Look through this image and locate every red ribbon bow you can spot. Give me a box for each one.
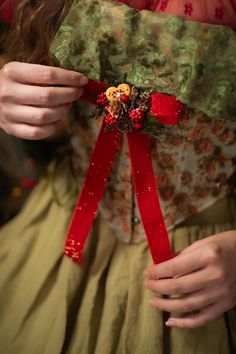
[65,81,183,265]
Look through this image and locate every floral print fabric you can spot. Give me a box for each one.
[154,0,236,28]
[66,105,236,245]
[51,0,236,244]
[120,0,236,28]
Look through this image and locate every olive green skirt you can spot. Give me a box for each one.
[0,158,236,354]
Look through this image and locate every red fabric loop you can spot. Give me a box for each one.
[150,93,183,125]
[81,80,108,105]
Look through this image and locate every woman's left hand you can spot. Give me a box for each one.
[143,231,236,328]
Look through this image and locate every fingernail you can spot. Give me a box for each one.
[79,76,89,85]
[165,319,175,327]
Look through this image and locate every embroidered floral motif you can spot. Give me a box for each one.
[184,2,193,16]
[154,0,235,29]
[159,0,168,12]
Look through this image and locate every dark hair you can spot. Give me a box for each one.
[2,0,72,65]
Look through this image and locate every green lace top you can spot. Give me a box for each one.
[52,0,236,122]
[50,0,236,244]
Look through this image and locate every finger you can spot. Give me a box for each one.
[179,238,211,255]
[7,82,83,106]
[165,299,234,328]
[149,285,227,313]
[144,247,207,280]
[144,268,214,295]
[2,62,88,87]
[2,103,71,126]
[179,231,231,255]
[4,121,60,140]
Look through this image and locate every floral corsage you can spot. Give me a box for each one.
[94,83,184,135]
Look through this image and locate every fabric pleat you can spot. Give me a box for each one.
[0,158,236,354]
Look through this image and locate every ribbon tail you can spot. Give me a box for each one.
[127,131,173,264]
[65,122,122,265]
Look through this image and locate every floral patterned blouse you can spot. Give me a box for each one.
[122,0,236,28]
[52,0,236,244]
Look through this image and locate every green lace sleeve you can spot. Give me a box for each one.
[51,0,236,122]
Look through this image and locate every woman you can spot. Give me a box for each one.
[0,0,236,353]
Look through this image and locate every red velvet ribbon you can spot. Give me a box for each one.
[65,121,122,263]
[65,90,183,265]
[127,130,174,264]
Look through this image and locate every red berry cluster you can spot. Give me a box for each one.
[129,108,144,130]
[97,92,108,107]
[96,89,146,131]
[104,114,117,127]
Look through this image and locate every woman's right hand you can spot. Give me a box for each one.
[0,62,88,140]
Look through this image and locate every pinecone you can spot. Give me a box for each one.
[140,91,151,101]
[108,100,125,119]
[117,115,133,132]
[139,91,151,112]
[139,101,150,112]
[129,87,139,110]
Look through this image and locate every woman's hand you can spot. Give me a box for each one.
[0,62,88,140]
[144,231,236,328]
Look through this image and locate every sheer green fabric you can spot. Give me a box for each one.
[51,0,236,122]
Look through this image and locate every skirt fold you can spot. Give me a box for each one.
[0,164,236,354]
